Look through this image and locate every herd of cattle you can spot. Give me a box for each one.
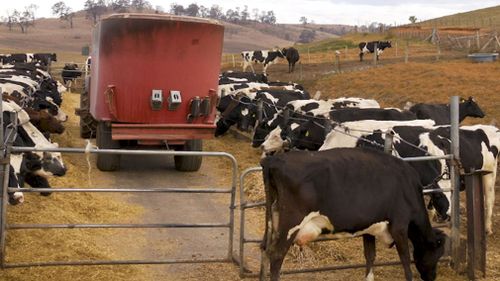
[240,40,392,74]
[216,71,499,280]
[0,53,68,205]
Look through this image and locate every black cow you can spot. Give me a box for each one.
[330,108,417,123]
[61,63,82,92]
[282,47,300,73]
[241,49,285,73]
[359,41,392,62]
[408,96,485,125]
[260,148,446,281]
[33,53,57,66]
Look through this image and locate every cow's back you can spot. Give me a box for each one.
[262,148,424,230]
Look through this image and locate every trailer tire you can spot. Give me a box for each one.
[79,90,97,138]
[96,122,120,171]
[174,140,202,172]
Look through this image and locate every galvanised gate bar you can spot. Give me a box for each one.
[0,144,238,268]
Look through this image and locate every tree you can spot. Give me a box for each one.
[155,5,164,14]
[85,0,107,24]
[110,0,130,13]
[131,0,152,12]
[2,11,17,31]
[241,6,249,22]
[185,3,200,17]
[409,16,417,24]
[52,1,75,28]
[209,5,223,19]
[170,3,185,15]
[298,29,316,43]
[199,5,209,18]
[260,10,276,24]
[13,4,38,33]
[300,16,308,25]
[252,8,259,21]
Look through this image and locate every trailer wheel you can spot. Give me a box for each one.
[174,140,202,172]
[96,122,120,171]
[79,90,97,138]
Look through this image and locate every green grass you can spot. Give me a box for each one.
[295,38,357,53]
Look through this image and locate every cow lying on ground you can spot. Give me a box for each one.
[241,49,285,73]
[282,47,300,73]
[408,96,485,125]
[219,71,268,85]
[260,148,446,281]
[359,41,392,62]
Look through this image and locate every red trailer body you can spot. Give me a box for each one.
[83,14,224,171]
[90,14,223,142]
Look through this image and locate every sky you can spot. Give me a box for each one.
[0,0,499,26]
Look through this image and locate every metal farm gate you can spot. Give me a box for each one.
[238,96,487,280]
[0,120,239,268]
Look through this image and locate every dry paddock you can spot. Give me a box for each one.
[0,52,499,280]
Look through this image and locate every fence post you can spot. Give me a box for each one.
[256,100,263,123]
[307,48,310,64]
[344,46,348,59]
[404,41,409,63]
[436,40,441,61]
[476,31,480,50]
[335,53,341,73]
[395,41,398,57]
[383,130,394,154]
[0,94,3,269]
[232,55,235,68]
[373,42,378,65]
[450,96,462,272]
[465,169,487,280]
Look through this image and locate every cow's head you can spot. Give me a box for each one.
[32,109,65,134]
[32,93,67,122]
[413,228,446,281]
[215,94,252,136]
[460,96,485,119]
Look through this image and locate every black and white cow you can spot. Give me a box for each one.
[282,47,300,73]
[260,148,446,281]
[258,107,417,152]
[3,101,67,182]
[215,89,309,136]
[219,71,268,84]
[241,49,285,73]
[418,125,500,234]
[408,96,485,125]
[359,41,392,62]
[252,98,382,148]
[0,53,35,65]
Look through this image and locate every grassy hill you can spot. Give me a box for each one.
[0,12,342,54]
[417,5,500,30]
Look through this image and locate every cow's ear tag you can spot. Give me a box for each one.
[305,131,309,137]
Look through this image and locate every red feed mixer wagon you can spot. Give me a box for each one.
[78,14,224,172]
